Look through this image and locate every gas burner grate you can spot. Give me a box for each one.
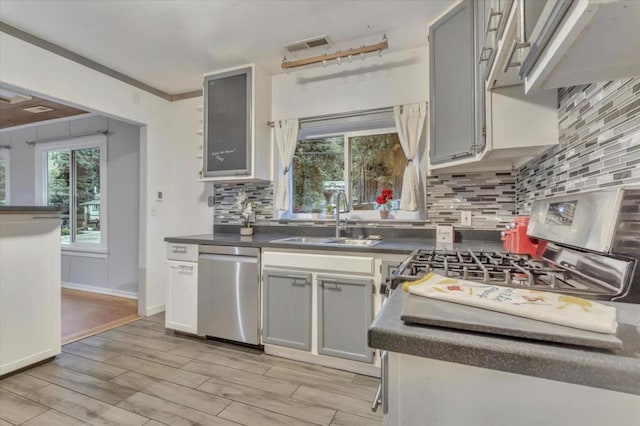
[389,248,620,298]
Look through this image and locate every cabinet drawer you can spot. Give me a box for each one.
[166,243,198,262]
[262,251,374,275]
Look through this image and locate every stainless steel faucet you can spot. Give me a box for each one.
[335,190,350,240]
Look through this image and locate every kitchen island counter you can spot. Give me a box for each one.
[369,288,640,395]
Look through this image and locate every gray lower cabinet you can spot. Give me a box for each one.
[262,269,312,350]
[317,275,373,363]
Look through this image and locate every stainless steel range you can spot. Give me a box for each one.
[387,187,640,303]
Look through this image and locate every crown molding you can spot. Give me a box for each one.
[0,21,202,102]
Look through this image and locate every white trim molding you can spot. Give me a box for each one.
[62,281,138,300]
[144,304,166,317]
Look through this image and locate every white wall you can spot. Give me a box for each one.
[0,32,212,315]
[271,46,428,120]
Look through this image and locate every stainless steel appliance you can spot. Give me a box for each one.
[385,187,640,303]
[198,245,260,345]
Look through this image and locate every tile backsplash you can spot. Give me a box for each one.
[214,182,274,225]
[214,77,640,228]
[517,77,640,213]
[426,171,516,230]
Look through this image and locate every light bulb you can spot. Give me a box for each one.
[348,55,353,63]
[360,52,365,61]
[322,60,327,68]
[378,49,383,57]
[336,57,342,65]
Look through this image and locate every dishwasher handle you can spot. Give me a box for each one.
[198,253,257,264]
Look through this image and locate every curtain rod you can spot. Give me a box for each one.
[25,129,109,146]
[267,106,394,128]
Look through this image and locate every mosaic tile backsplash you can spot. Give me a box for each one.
[214,182,274,225]
[517,77,640,214]
[426,171,516,229]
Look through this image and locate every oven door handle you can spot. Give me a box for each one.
[371,350,388,413]
[371,384,382,412]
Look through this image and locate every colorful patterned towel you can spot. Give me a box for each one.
[404,273,618,334]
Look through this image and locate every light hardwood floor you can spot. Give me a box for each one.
[0,312,382,426]
[61,288,139,344]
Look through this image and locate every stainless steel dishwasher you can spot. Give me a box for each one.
[198,245,260,345]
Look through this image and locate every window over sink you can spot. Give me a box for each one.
[291,129,405,216]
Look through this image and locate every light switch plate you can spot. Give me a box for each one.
[461,210,472,227]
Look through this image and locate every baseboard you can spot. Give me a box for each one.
[264,344,381,377]
[144,304,165,316]
[62,282,138,300]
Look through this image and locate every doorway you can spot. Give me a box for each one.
[0,91,143,342]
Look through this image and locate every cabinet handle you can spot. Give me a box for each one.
[484,8,502,36]
[478,46,493,64]
[179,265,194,271]
[503,41,531,72]
[291,281,308,287]
[172,245,188,253]
[32,216,59,220]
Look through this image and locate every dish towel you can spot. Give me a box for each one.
[403,273,618,334]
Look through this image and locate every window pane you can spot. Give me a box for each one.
[292,137,344,213]
[75,148,101,244]
[47,150,71,242]
[0,156,6,205]
[350,133,405,210]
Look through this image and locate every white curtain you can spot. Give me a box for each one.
[394,102,427,211]
[274,118,299,211]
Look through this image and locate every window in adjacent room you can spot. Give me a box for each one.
[35,135,107,249]
[0,147,9,205]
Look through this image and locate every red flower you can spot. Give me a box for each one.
[376,189,393,206]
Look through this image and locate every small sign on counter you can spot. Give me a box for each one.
[436,224,454,250]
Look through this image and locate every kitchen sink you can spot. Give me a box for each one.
[271,236,335,244]
[332,238,381,246]
[270,236,381,247]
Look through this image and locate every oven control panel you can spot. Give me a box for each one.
[527,188,624,254]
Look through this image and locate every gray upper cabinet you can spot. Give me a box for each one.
[317,275,373,363]
[429,0,479,164]
[203,66,252,177]
[262,269,312,350]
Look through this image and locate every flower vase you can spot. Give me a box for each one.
[240,227,253,236]
[379,209,389,220]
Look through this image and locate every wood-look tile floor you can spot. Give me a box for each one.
[62,288,140,345]
[0,312,382,426]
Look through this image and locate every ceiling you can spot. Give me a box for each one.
[0,0,454,95]
[0,95,88,129]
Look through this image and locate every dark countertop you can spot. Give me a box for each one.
[164,233,505,255]
[369,289,640,395]
[0,206,62,214]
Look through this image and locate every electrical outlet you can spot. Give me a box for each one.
[461,210,472,227]
[208,196,215,207]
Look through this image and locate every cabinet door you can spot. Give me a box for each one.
[165,261,198,334]
[429,0,477,163]
[317,275,373,363]
[262,270,312,350]
[203,66,252,177]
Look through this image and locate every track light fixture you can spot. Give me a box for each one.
[281,35,388,71]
